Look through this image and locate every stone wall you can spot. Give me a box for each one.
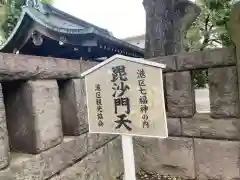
[0,45,239,180]
[134,45,240,180]
[0,53,123,180]
[0,44,239,180]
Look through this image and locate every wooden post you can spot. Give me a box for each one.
[122,135,136,180]
[143,0,201,58]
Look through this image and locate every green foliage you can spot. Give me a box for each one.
[185,0,232,88]
[185,0,232,52]
[0,0,54,41]
[41,0,54,4]
[1,0,25,38]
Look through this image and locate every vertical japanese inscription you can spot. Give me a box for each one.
[95,84,104,127]
[137,69,150,128]
[111,65,132,131]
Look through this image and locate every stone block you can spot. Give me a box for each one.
[0,134,87,180]
[195,139,240,180]
[0,84,9,169]
[203,46,236,67]
[165,71,195,118]
[3,80,63,154]
[167,118,181,136]
[134,137,195,179]
[149,55,177,71]
[58,79,88,136]
[177,50,204,70]
[0,53,81,80]
[182,114,240,140]
[52,145,109,180]
[87,133,117,153]
[208,67,239,118]
[176,47,236,70]
[40,135,88,179]
[80,60,99,72]
[51,137,123,180]
[106,137,124,179]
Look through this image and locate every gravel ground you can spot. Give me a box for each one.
[136,170,184,180]
[117,170,188,180]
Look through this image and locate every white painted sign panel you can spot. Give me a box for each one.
[81,55,168,138]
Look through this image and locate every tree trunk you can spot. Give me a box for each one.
[143,0,200,58]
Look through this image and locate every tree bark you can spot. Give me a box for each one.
[143,0,201,58]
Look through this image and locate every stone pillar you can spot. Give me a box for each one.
[0,84,9,169]
[3,80,63,154]
[208,67,239,118]
[143,0,200,58]
[229,1,240,117]
[58,79,88,136]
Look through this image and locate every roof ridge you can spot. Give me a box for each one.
[122,34,145,41]
[43,4,112,36]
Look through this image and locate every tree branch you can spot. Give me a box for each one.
[205,15,210,31]
[200,15,214,51]
[209,25,214,31]
[210,39,222,44]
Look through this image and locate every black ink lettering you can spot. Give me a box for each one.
[96,99,102,106]
[140,105,148,113]
[98,120,104,127]
[111,65,128,82]
[138,79,146,86]
[112,82,130,97]
[137,69,150,129]
[95,85,104,127]
[96,92,101,98]
[142,114,148,120]
[114,97,130,114]
[115,114,132,131]
[137,69,146,79]
[97,106,103,112]
[97,113,103,120]
[143,120,150,128]
[139,96,148,104]
[95,84,101,91]
[139,87,147,95]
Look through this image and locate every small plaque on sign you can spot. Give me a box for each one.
[81,55,168,138]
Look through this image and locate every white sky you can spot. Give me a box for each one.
[54,0,197,39]
[54,0,146,39]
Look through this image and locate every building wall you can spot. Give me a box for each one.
[123,34,145,49]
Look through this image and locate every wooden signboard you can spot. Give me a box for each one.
[81,55,167,180]
[81,55,168,138]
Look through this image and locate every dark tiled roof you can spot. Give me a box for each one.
[0,3,144,57]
